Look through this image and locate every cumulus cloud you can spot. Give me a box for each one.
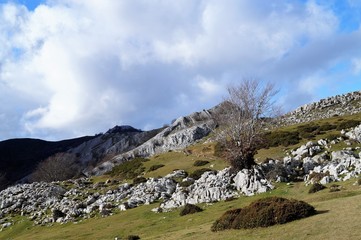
[0,0,360,140]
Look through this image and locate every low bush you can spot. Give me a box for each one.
[180,204,203,216]
[108,158,147,180]
[324,133,341,141]
[336,119,361,130]
[189,168,215,180]
[178,179,194,187]
[308,183,326,193]
[133,177,147,185]
[148,164,165,172]
[193,160,210,166]
[127,235,140,240]
[261,131,300,148]
[211,197,316,231]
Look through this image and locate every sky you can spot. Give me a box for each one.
[0,0,361,141]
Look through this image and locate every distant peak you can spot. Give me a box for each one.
[106,125,142,134]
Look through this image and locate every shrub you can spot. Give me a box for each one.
[193,160,210,166]
[325,133,341,141]
[127,235,140,240]
[211,197,316,231]
[261,131,300,148]
[180,204,203,216]
[133,177,147,185]
[318,123,336,131]
[214,142,224,157]
[308,183,326,193]
[189,168,214,180]
[108,158,147,180]
[148,164,165,172]
[336,120,361,130]
[178,179,194,187]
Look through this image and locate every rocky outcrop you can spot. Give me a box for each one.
[0,166,273,226]
[89,109,217,176]
[345,124,361,142]
[262,124,361,185]
[279,91,361,125]
[233,166,274,196]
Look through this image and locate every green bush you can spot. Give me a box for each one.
[193,160,210,166]
[261,131,300,148]
[318,123,336,131]
[214,142,224,157]
[127,235,140,240]
[133,177,147,185]
[324,133,341,141]
[189,168,215,180]
[108,158,147,179]
[178,179,194,187]
[148,164,165,172]
[180,204,203,216]
[308,183,326,193]
[336,120,361,130]
[211,197,316,231]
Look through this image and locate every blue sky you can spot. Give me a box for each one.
[0,0,360,140]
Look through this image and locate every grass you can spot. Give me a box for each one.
[1,180,361,240]
[142,143,227,179]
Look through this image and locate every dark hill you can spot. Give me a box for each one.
[0,136,95,188]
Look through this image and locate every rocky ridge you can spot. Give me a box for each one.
[89,108,218,176]
[279,90,361,125]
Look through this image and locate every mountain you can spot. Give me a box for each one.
[1,91,361,189]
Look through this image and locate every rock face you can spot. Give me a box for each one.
[69,126,162,168]
[89,109,217,176]
[279,91,361,125]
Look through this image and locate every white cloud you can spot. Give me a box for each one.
[0,0,360,140]
[352,58,361,74]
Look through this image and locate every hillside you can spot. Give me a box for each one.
[1,91,361,239]
[0,136,95,187]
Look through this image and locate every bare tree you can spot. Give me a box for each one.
[214,79,278,170]
[31,153,81,182]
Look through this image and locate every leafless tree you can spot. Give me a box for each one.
[31,153,81,182]
[214,79,278,170]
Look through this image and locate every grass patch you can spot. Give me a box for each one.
[107,158,148,180]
